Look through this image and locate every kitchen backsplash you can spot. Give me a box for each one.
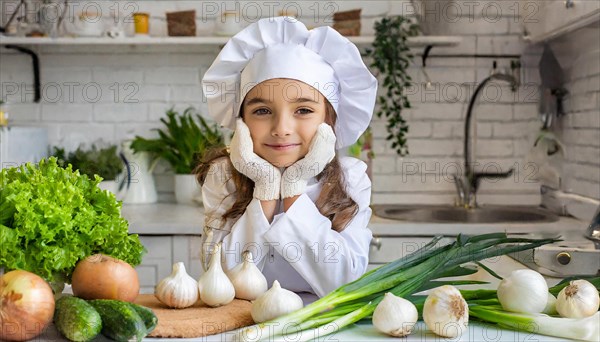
[1,1,598,204]
[546,23,600,201]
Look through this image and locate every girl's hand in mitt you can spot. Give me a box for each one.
[281,123,336,199]
[229,118,281,200]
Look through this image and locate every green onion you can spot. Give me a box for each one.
[470,307,599,341]
[236,233,559,341]
[410,277,600,341]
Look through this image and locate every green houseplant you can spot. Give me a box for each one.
[366,15,419,156]
[51,144,123,182]
[130,107,224,174]
[130,107,224,204]
[348,127,374,180]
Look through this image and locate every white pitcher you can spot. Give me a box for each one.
[120,140,158,204]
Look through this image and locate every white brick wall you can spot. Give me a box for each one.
[547,22,600,200]
[1,0,560,204]
[372,0,544,205]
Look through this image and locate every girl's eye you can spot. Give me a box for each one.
[253,108,270,115]
[297,108,314,115]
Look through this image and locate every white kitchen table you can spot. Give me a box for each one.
[42,254,574,342]
[34,204,591,341]
[38,320,568,341]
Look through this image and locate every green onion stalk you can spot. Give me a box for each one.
[236,233,559,341]
[408,277,600,341]
[467,278,600,342]
[470,307,599,341]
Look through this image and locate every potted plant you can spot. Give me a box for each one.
[365,15,419,156]
[130,107,225,205]
[51,144,123,194]
[347,127,374,180]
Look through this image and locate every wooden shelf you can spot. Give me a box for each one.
[0,35,462,47]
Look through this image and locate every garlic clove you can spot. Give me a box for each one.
[198,242,235,307]
[423,285,468,338]
[556,279,600,318]
[497,269,548,314]
[250,280,303,323]
[372,292,418,337]
[228,251,268,301]
[155,262,199,309]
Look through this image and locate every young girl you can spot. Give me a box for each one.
[197,16,378,299]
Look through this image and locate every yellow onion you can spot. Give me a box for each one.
[0,270,55,341]
[71,254,140,302]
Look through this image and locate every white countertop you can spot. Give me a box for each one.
[122,203,204,235]
[42,256,568,342]
[121,202,588,237]
[40,320,566,341]
[39,203,585,341]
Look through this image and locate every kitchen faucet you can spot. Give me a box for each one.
[585,205,600,250]
[455,68,519,208]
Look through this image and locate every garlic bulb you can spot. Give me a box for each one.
[497,269,548,314]
[423,285,468,338]
[543,292,558,315]
[556,279,600,318]
[155,262,199,308]
[228,251,268,300]
[198,242,235,307]
[372,292,418,337]
[251,280,303,323]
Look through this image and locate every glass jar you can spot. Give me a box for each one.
[214,11,244,36]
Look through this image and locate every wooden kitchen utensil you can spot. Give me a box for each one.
[134,294,254,338]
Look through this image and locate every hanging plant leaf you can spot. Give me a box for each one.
[367,15,420,156]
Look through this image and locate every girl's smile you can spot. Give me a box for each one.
[241,78,330,167]
[264,143,302,151]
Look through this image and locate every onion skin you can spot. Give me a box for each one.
[0,270,55,341]
[71,254,140,302]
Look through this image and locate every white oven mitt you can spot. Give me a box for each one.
[229,118,281,200]
[281,123,336,199]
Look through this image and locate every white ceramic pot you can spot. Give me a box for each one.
[98,180,128,201]
[120,141,158,204]
[98,179,119,194]
[175,174,202,205]
[411,0,456,36]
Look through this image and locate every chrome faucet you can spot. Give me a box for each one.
[452,175,466,207]
[455,67,519,208]
[585,205,600,250]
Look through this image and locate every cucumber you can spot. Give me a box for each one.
[54,295,102,341]
[88,299,147,342]
[128,303,158,334]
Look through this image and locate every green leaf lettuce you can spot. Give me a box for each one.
[0,157,145,285]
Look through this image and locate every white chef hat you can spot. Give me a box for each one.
[201,16,378,149]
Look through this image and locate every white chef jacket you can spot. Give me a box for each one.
[201,156,373,298]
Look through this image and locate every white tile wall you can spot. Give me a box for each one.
[546,23,600,200]
[4,1,594,204]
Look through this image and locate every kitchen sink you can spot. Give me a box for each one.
[371,205,559,223]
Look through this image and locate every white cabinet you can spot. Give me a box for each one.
[136,235,203,293]
[121,203,204,293]
[522,0,600,43]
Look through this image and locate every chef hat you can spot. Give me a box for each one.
[201,16,378,149]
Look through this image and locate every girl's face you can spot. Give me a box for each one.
[241,78,330,167]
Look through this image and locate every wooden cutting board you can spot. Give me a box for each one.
[134,294,254,338]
